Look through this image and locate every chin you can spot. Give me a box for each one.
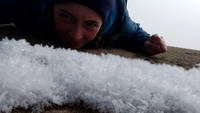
[62,41,82,49]
[67,44,82,49]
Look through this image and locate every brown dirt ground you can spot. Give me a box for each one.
[83,46,200,70]
[1,24,200,113]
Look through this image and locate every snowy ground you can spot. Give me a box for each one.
[0,38,200,113]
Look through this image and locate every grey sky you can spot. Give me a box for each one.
[127,0,200,50]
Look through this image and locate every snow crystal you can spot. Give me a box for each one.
[196,64,200,68]
[0,38,200,113]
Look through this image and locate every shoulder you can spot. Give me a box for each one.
[115,0,128,17]
[117,0,128,7]
[101,0,128,37]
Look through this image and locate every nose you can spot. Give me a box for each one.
[68,25,84,41]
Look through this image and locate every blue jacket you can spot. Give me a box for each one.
[0,0,150,51]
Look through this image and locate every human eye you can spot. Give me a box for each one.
[59,13,72,20]
[85,21,100,30]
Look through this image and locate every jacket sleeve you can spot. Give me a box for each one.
[0,0,17,23]
[116,0,151,52]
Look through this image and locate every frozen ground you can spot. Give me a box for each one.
[0,38,200,113]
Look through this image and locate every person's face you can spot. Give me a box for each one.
[54,2,103,49]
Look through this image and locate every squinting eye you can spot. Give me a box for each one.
[85,22,99,29]
[59,13,72,21]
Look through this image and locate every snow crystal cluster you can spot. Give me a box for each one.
[0,38,200,113]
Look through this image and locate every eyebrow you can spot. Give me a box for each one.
[59,9,74,17]
[85,20,101,25]
[59,9,102,24]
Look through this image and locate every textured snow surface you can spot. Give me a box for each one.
[0,39,200,113]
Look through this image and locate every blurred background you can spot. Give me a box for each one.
[128,0,200,50]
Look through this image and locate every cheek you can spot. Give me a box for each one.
[55,18,67,32]
[86,32,98,40]
[54,14,71,35]
[85,28,101,41]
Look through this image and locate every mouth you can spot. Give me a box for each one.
[58,33,86,49]
[63,39,83,49]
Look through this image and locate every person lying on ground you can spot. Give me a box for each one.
[0,0,167,55]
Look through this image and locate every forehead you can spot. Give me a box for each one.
[55,2,103,22]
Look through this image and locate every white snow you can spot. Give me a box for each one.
[0,38,200,113]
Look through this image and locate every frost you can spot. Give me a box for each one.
[0,38,200,113]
